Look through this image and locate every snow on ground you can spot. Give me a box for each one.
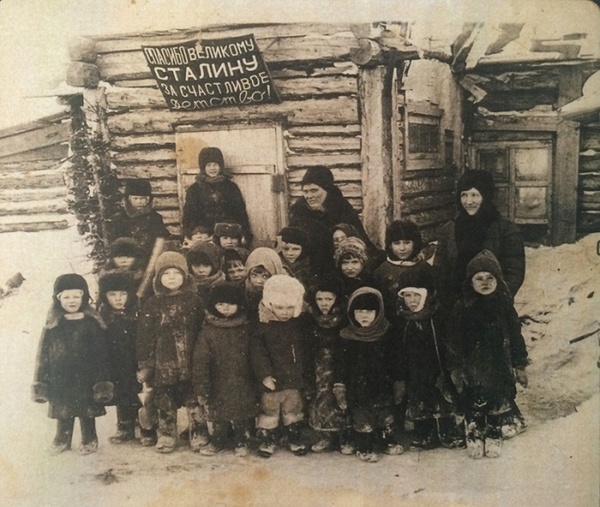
[0,228,597,507]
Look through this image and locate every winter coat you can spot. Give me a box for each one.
[106,203,169,266]
[34,314,110,419]
[289,187,376,275]
[192,311,259,421]
[280,255,314,289]
[99,304,140,407]
[436,215,525,307]
[182,178,252,242]
[334,288,396,410]
[250,310,312,392]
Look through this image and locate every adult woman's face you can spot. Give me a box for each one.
[302,184,327,211]
[460,187,483,216]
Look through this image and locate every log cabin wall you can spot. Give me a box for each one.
[77,24,368,239]
[579,123,600,233]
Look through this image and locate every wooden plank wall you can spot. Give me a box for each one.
[88,24,364,237]
[578,124,600,233]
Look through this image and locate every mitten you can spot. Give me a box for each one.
[514,367,528,388]
[136,367,153,384]
[93,381,114,404]
[31,382,49,403]
[262,376,277,391]
[393,380,406,405]
[332,383,347,410]
[450,369,467,394]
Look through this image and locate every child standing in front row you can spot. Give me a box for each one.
[251,275,311,458]
[32,274,113,455]
[136,252,207,453]
[446,250,528,459]
[193,281,258,457]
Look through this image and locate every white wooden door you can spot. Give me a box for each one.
[176,125,287,246]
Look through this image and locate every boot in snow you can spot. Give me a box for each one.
[438,416,466,449]
[155,409,177,453]
[466,437,485,459]
[287,422,308,456]
[410,419,440,451]
[155,434,176,453]
[199,442,224,456]
[257,428,276,458]
[311,433,333,453]
[484,419,503,458]
[339,427,356,455]
[188,404,209,451]
[232,419,252,457]
[356,432,379,463]
[110,421,135,444]
[49,418,74,455]
[465,416,485,459]
[79,417,99,455]
[139,427,157,447]
[381,420,404,455]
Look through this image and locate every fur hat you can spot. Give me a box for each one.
[198,147,225,173]
[98,271,136,305]
[334,237,368,266]
[465,249,504,281]
[301,166,336,192]
[109,237,141,258]
[124,179,152,198]
[279,226,308,249]
[385,220,423,257]
[208,281,246,313]
[456,170,495,203]
[53,273,90,310]
[261,274,305,318]
[187,241,222,271]
[214,222,243,239]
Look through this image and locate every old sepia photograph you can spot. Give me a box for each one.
[0,0,598,505]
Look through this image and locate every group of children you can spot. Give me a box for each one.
[33,170,528,463]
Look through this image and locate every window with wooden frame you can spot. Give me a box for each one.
[469,140,553,225]
[405,101,444,171]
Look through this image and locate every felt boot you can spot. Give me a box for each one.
[110,406,136,444]
[257,428,276,458]
[410,419,440,451]
[287,422,308,456]
[79,417,98,455]
[438,416,466,449]
[466,416,485,459]
[232,419,252,457]
[156,409,177,453]
[49,418,74,455]
[188,404,209,452]
[356,432,379,463]
[485,417,503,458]
[339,427,356,455]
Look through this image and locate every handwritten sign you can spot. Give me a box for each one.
[142,35,280,111]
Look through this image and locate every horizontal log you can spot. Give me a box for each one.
[471,70,559,92]
[579,200,600,211]
[117,177,177,195]
[156,209,180,224]
[471,131,553,143]
[580,157,600,173]
[94,29,204,54]
[289,181,362,198]
[581,132,600,151]
[0,159,61,173]
[153,195,180,209]
[580,172,600,190]
[401,206,455,229]
[0,215,70,233]
[276,76,357,98]
[401,175,456,196]
[286,152,361,168]
[0,143,68,163]
[286,124,360,136]
[106,97,359,133]
[287,167,361,183]
[0,168,64,189]
[472,112,558,132]
[577,211,600,231]
[111,133,176,150]
[287,135,360,152]
[113,79,159,88]
[112,162,175,179]
[271,62,358,78]
[400,192,455,213]
[480,89,559,112]
[0,186,66,203]
[0,198,67,216]
[0,122,70,159]
[167,224,181,236]
[110,148,175,164]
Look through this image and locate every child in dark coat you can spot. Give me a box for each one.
[192,282,258,457]
[182,147,252,246]
[446,250,528,459]
[32,274,113,455]
[305,275,348,453]
[333,237,375,298]
[333,287,404,462]
[251,275,311,458]
[136,252,207,453]
[244,247,286,322]
[277,226,314,288]
[97,271,148,444]
[106,179,170,268]
[186,241,225,303]
[395,266,463,451]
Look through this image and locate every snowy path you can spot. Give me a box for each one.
[0,228,597,506]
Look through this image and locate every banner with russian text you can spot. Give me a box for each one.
[142,35,280,111]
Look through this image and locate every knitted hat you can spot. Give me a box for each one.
[334,237,368,266]
[208,281,246,312]
[155,251,188,279]
[301,166,336,192]
[53,273,90,309]
[279,226,308,249]
[465,249,504,281]
[261,274,305,318]
[198,147,225,173]
[187,241,222,270]
[124,179,152,198]
[109,237,142,258]
[456,170,495,203]
[214,222,243,239]
[385,220,423,257]
[98,271,136,305]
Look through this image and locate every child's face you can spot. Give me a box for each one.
[113,256,136,269]
[191,263,213,278]
[58,289,84,313]
[249,268,270,289]
[340,256,364,278]
[215,302,238,318]
[354,308,376,327]
[471,271,497,295]
[460,188,483,216]
[332,229,347,248]
[315,291,336,315]
[106,290,128,310]
[219,236,240,249]
[281,241,302,264]
[161,268,185,291]
[204,162,221,178]
[226,262,247,282]
[391,240,415,260]
[191,231,210,242]
[402,290,423,312]
[128,195,150,210]
[270,302,296,321]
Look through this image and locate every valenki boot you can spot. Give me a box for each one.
[257,428,276,458]
[79,417,99,455]
[49,418,74,455]
[287,422,308,456]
